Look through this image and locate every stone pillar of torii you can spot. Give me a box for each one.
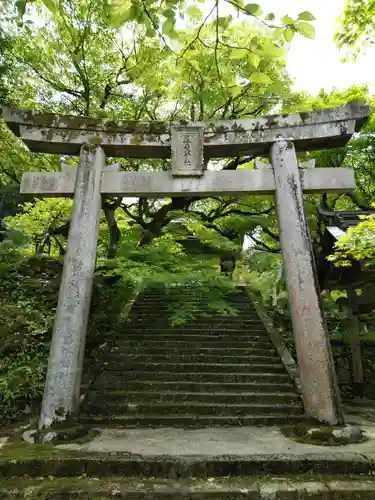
[1,103,369,428]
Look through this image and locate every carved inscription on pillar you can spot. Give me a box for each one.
[171,125,204,176]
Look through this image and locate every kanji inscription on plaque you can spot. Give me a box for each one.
[171,125,204,176]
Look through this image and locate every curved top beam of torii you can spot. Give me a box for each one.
[0,102,370,158]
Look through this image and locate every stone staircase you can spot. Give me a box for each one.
[81,287,303,426]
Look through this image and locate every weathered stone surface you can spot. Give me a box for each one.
[22,430,36,443]
[171,124,204,176]
[326,480,375,499]
[255,159,316,169]
[39,145,105,429]
[0,451,373,478]
[332,425,363,443]
[307,428,322,437]
[2,103,369,156]
[61,162,120,174]
[22,430,57,444]
[270,139,342,425]
[1,476,375,500]
[259,480,295,499]
[0,437,9,449]
[21,167,356,197]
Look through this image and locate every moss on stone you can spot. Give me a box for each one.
[1,439,62,459]
[56,426,99,444]
[281,420,367,446]
[1,475,375,499]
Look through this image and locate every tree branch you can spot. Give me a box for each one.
[223,156,254,170]
[248,233,281,253]
[176,4,217,62]
[20,61,82,98]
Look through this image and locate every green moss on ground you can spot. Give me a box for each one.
[0,440,66,459]
[1,475,375,499]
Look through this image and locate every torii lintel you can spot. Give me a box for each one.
[1,102,370,158]
[21,168,356,198]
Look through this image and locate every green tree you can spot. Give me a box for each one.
[328,208,375,267]
[1,0,299,259]
[336,0,375,59]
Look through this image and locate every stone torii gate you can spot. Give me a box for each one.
[1,103,369,429]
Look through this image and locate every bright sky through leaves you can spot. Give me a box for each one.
[262,0,375,94]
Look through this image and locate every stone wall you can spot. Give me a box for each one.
[331,340,375,400]
[269,311,375,400]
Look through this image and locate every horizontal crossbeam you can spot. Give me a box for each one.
[2,103,369,158]
[21,168,356,198]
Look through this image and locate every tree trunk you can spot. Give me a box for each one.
[103,205,121,258]
[220,254,236,278]
[346,287,364,399]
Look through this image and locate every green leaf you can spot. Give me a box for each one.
[162,9,175,19]
[249,72,273,84]
[145,23,156,37]
[282,15,294,25]
[247,52,260,68]
[283,26,295,43]
[229,86,244,98]
[295,22,316,39]
[162,18,176,35]
[117,4,138,24]
[188,59,200,71]
[186,6,203,19]
[42,0,57,13]
[217,15,232,28]
[266,13,275,21]
[15,0,28,16]
[229,48,248,60]
[262,41,285,58]
[298,11,316,21]
[244,3,262,16]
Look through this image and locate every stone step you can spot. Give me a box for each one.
[86,390,300,404]
[133,297,251,303]
[4,477,375,500]
[128,308,259,315]
[136,293,254,307]
[103,354,281,365]
[114,329,269,334]
[135,293,250,299]
[126,324,267,331]
[110,340,273,350]
[130,306,257,314]
[169,298,253,302]
[92,380,295,393]
[79,414,305,427]
[130,308,257,315]
[106,346,277,356]
[94,371,291,383]
[135,297,253,304]
[100,362,286,373]
[111,333,271,342]
[83,402,303,416]
[3,449,373,478]
[110,342,274,352]
[126,323,264,329]
[127,320,265,327]
[129,313,259,321]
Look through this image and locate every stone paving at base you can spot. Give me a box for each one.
[57,418,375,458]
[3,411,375,497]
